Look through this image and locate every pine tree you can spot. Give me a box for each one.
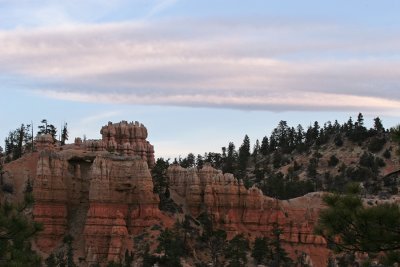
[223,142,237,174]
[38,119,58,142]
[151,158,170,194]
[270,224,292,267]
[260,136,269,155]
[4,124,32,161]
[252,237,269,264]
[224,234,249,267]
[373,117,384,133]
[61,122,69,145]
[0,193,43,265]
[238,135,250,173]
[315,184,400,253]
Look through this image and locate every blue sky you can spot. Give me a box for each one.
[1,0,400,158]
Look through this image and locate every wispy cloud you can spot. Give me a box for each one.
[1,18,400,112]
[146,0,179,18]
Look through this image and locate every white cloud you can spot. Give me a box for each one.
[1,19,400,112]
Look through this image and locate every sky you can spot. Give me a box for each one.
[1,0,400,159]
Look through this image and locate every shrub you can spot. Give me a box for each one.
[328,155,339,167]
[334,135,343,147]
[383,149,391,159]
[2,183,13,193]
[368,137,386,153]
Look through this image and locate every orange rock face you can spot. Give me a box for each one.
[99,121,155,167]
[168,163,331,266]
[3,121,163,265]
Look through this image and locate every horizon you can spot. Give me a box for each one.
[1,1,400,158]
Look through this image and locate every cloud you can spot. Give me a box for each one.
[146,0,179,18]
[34,89,400,113]
[1,18,400,112]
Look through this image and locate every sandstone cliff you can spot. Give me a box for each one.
[168,163,331,266]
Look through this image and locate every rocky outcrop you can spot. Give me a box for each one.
[99,121,155,167]
[168,163,331,266]
[3,121,164,265]
[83,155,164,264]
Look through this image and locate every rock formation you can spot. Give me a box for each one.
[168,163,331,266]
[3,121,166,265]
[2,120,333,266]
[99,121,155,167]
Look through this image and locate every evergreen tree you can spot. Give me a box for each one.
[0,192,43,265]
[4,124,32,161]
[151,158,170,194]
[252,139,260,158]
[252,237,269,264]
[260,136,269,155]
[270,224,292,267]
[45,253,57,267]
[37,119,57,142]
[196,154,204,169]
[223,142,237,174]
[391,125,400,154]
[238,135,250,174]
[208,229,227,267]
[221,147,227,158]
[156,228,183,267]
[315,184,400,253]
[180,153,195,168]
[61,122,69,145]
[63,235,76,267]
[224,234,249,267]
[373,117,385,133]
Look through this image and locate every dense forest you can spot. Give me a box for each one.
[154,113,400,200]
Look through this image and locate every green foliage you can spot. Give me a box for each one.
[223,142,237,174]
[391,125,400,154]
[380,251,400,266]
[367,136,386,153]
[4,123,33,161]
[179,153,195,168]
[0,199,43,266]
[383,149,391,159]
[106,261,122,267]
[37,119,57,142]
[261,172,314,200]
[63,235,76,267]
[208,229,227,267]
[224,234,249,267]
[316,185,400,253]
[373,117,385,132]
[156,228,184,267]
[269,224,292,267]
[328,155,339,167]
[238,135,250,178]
[152,158,170,194]
[197,211,214,241]
[251,237,269,264]
[61,122,69,146]
[45,253,57,267]
[359,152,385,174]
[334,134,343,147]
[307,157,318,178]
